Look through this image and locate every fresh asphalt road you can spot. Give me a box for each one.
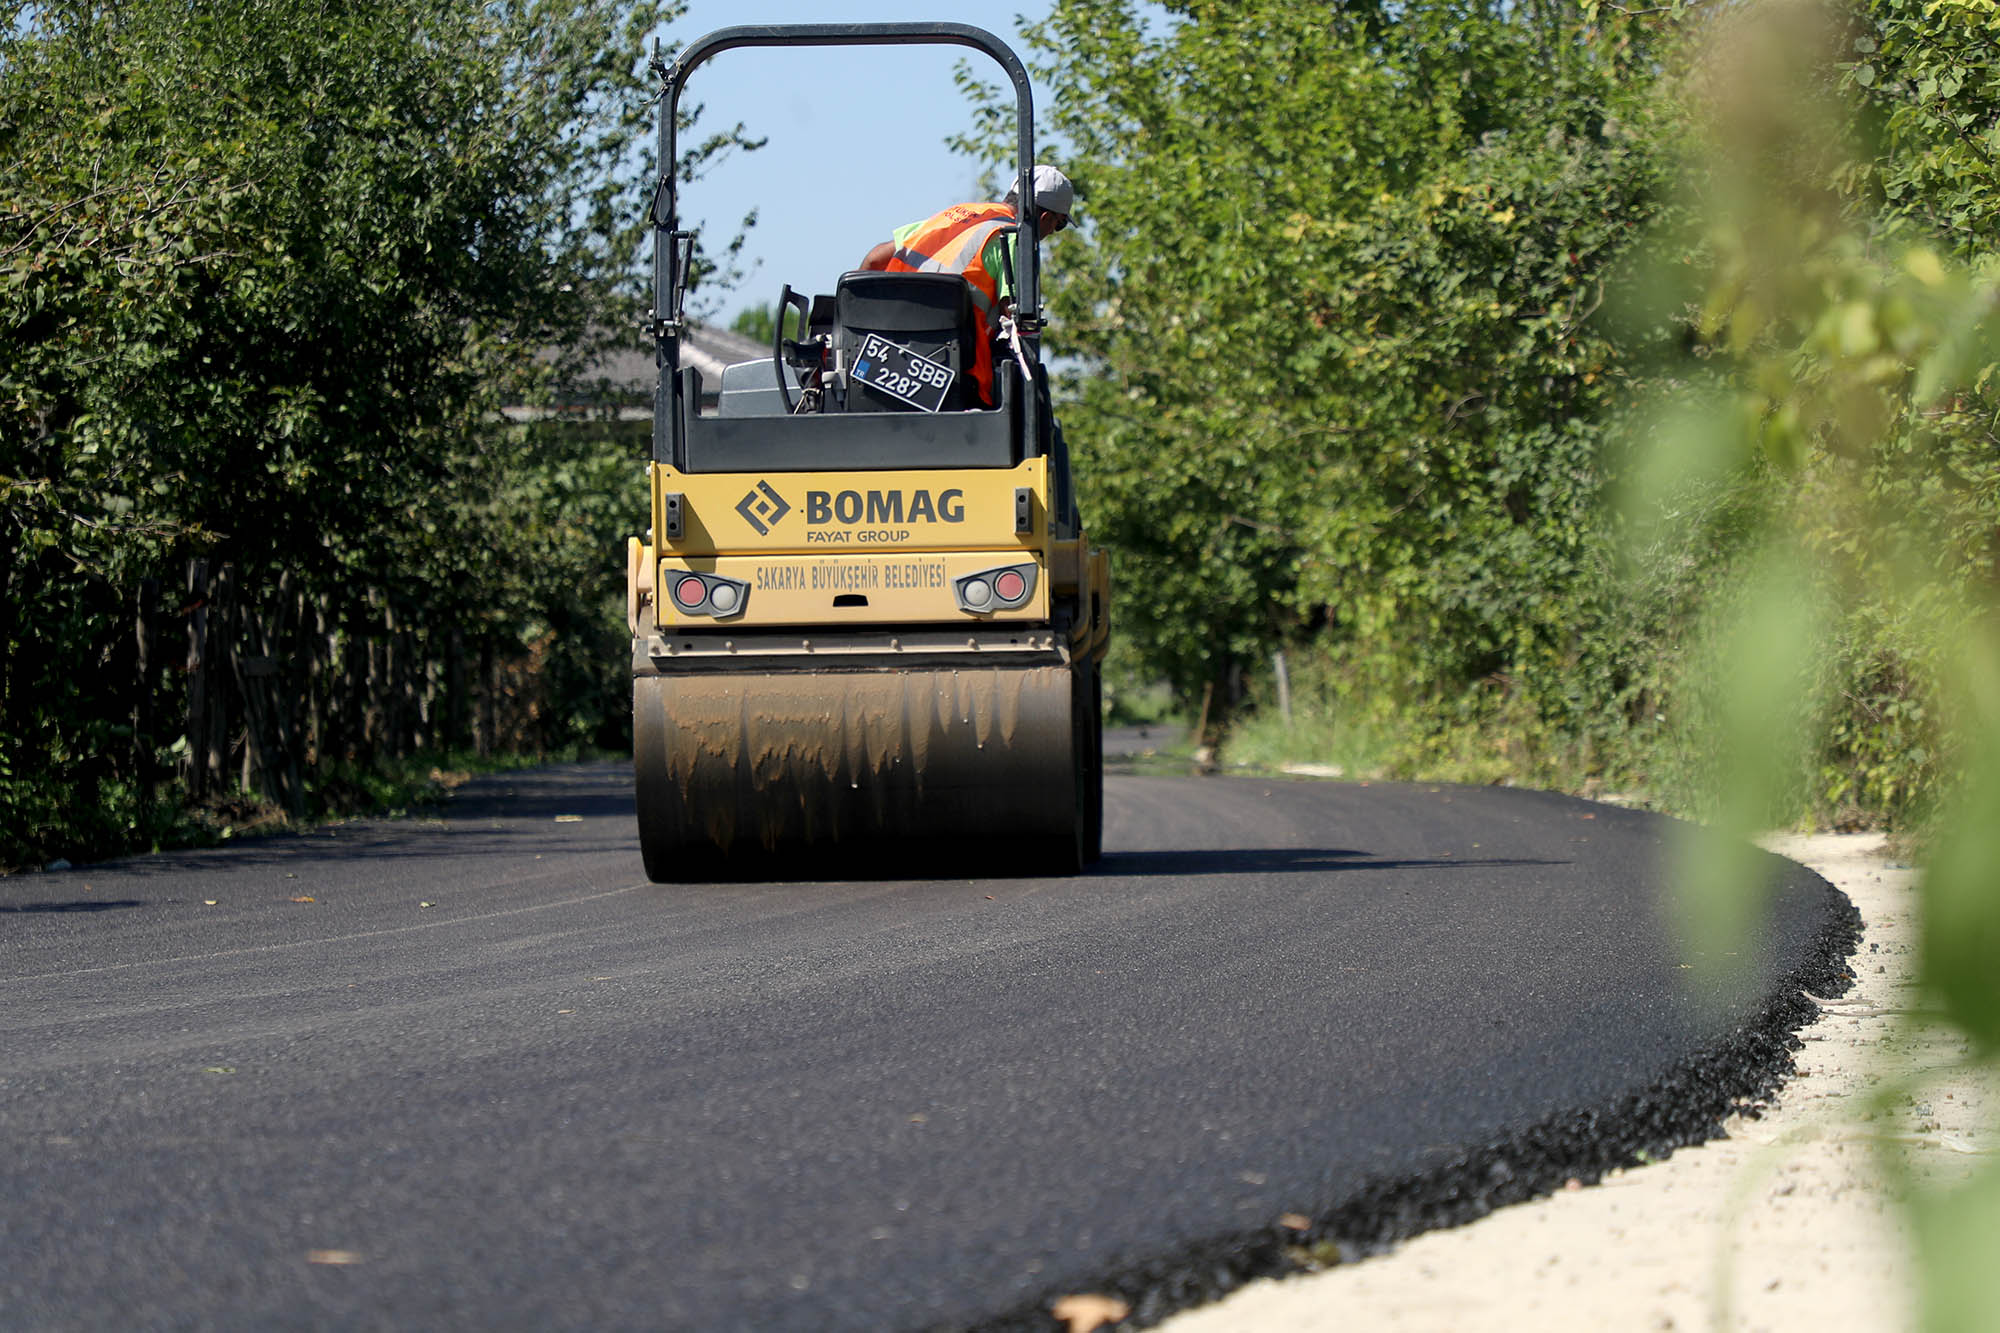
[1,755,1849,1331]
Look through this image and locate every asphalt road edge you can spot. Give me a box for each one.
[971,858,1864,1333]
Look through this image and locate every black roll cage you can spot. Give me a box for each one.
[647,23,1041,467]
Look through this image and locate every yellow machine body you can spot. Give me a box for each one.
[627,458,1108,656]
[633,25,1110,882]
[654,460,1046,556]
[649,461,1052,629]
[627,454,1109,879]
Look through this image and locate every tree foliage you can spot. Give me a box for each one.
[977,1,1679,734]
[970,0,1998,829]
[0,0,730,863]
[1615,5,2000,1323]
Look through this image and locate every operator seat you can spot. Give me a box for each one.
[832,271,981,412]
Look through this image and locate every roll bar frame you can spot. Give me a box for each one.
[648,23,1040,465]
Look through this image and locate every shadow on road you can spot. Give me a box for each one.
[1093,848,1569,877]
[443,793,634,823]
[437,764,635,824]
[0,899,148,913]
[88,829,636,877]
[47,765,640,879]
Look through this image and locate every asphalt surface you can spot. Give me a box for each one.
[0,757,1855,1331]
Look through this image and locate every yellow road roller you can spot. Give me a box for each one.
[628,23,1111,880]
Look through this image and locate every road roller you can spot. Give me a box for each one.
[628,23,1111,880]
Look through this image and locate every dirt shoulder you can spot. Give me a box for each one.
[1158,833,1996,1332]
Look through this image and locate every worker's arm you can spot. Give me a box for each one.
[987,231,1016,309]
[858,241,893,271]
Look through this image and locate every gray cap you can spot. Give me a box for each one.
[1005,164,1074,219]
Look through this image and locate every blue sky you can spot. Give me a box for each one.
[654,4,1059,325]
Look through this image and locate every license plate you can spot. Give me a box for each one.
[852,332,953,412]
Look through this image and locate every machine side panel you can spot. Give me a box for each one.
[655,460,1048,556]
[658,552,1048,628]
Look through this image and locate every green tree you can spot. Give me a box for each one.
[0,0,744,862]
[727,302,801,346]
[972,2,1679,739]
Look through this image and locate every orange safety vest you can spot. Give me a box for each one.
[885,202,1017,406]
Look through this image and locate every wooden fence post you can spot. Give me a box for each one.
[271,571,304,813]
[234,569,304,817]
[306,589,328,764]
[210,563,238,795]
[445,628,468,752]
[132,578,158,809]
[477,638,496,758]
[364,588,385,755]
[183,559,209,801]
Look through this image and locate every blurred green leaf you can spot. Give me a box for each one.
[1914,1154,2000,1333]
[1919,627,2000,1053]
[1669,543,1821,991]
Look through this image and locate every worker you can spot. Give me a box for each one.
[858,164,1074,406]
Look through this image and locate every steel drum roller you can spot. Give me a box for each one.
[634,662,1079,878]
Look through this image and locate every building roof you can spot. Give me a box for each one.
[509,322,770,421]
[680,324,770,386]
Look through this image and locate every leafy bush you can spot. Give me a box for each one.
[0,0,708,865]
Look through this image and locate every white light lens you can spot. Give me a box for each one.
[962,579,992,609]
[709,582,739,613]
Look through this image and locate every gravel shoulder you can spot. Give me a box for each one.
[1159,833,1997,1332]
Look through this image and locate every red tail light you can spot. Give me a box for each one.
[952,562,1038,614]
[667,571,750,619]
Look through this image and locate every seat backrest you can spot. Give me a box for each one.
[832,271,979,412]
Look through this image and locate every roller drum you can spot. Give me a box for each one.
[634,662,1082,880]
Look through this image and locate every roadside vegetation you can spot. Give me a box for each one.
[971,0,1997,837]
[0,0,755,869]
[970,3,1999,1323]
